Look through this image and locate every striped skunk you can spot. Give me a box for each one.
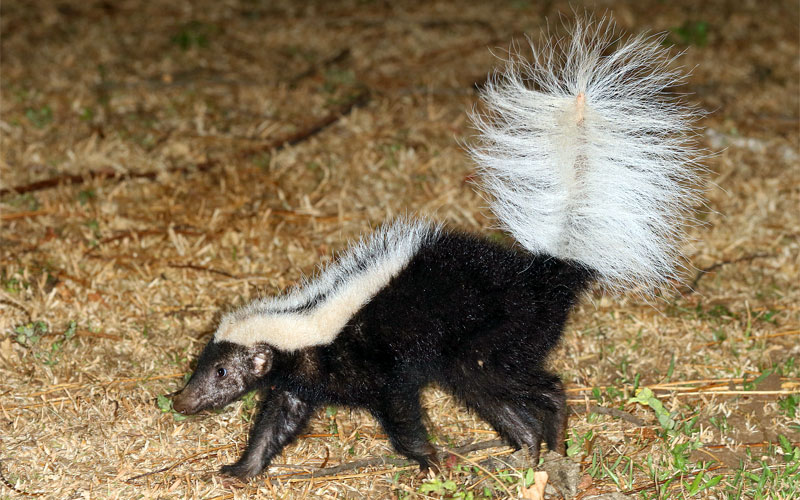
[172,18,702,480]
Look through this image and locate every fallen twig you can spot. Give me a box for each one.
[0,209,54,221]
[0,299,32,323]
[273,439,507,481]
[168,263,239,279]
[673,389,798,396]
[762,329,800,339]
[0,165,184,197]
[235,87,371,159]
[704,440,800,450]
[565,377,800,394]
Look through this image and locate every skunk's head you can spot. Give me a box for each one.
[172,340,273,415]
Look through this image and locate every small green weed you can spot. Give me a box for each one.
[670,21,710,47]
[709,414,730,433]
[85,218,101,237]
[566,429,594,457]
[157,394,187,421]
[2,271,27,294]
[13,321,48,346]
[326,406,338,434]
[684,469,724,496]
[78,107,94,121]
[757,309,779,323]
[77,189,96,205]
[240,390,258,422]
[586,445,637,490]
[419,478,458,495]
[522,467,536,487]
[742,369,773,391]
[25,105,53,128]
[778,357,798,377]
[629,388,676,433]
[42,339,64,366]
[778,394,800,418]
[171,21,217,50]
[12,321,78,365]
[84,218,102,247]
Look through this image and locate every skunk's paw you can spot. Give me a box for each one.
[220,460,264,480]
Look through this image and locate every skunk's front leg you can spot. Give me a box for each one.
[220,389,313,480]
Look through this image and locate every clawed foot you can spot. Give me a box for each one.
[416,452,441,479]
[220,460,265,480]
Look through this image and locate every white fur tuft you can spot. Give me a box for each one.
[468,18,704,294]
[215,219,442,351]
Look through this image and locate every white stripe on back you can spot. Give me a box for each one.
[214,219,441,351]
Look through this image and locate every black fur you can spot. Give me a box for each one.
[175,230,594,479]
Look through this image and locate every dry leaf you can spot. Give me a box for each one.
[520,470,548,500]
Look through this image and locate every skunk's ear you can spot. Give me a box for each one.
[250,343,273,376]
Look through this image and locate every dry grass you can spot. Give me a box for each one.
[1,1,798,498]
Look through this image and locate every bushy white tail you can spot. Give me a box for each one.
[469,18,704,294]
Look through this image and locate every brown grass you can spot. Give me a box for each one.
[1,0,798,498]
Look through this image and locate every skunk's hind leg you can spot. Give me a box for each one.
[539,375,568,456]
[500,371,568,457]
[446,367,568,462]
[477,399,546,460]
[505,372,568,458]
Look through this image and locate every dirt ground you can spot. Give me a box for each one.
[1,1,798,499]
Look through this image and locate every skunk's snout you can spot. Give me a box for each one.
[172,389,198,415]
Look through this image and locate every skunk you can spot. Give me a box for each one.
[172,18,702,480]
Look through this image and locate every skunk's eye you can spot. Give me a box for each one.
[216,367,227,378]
